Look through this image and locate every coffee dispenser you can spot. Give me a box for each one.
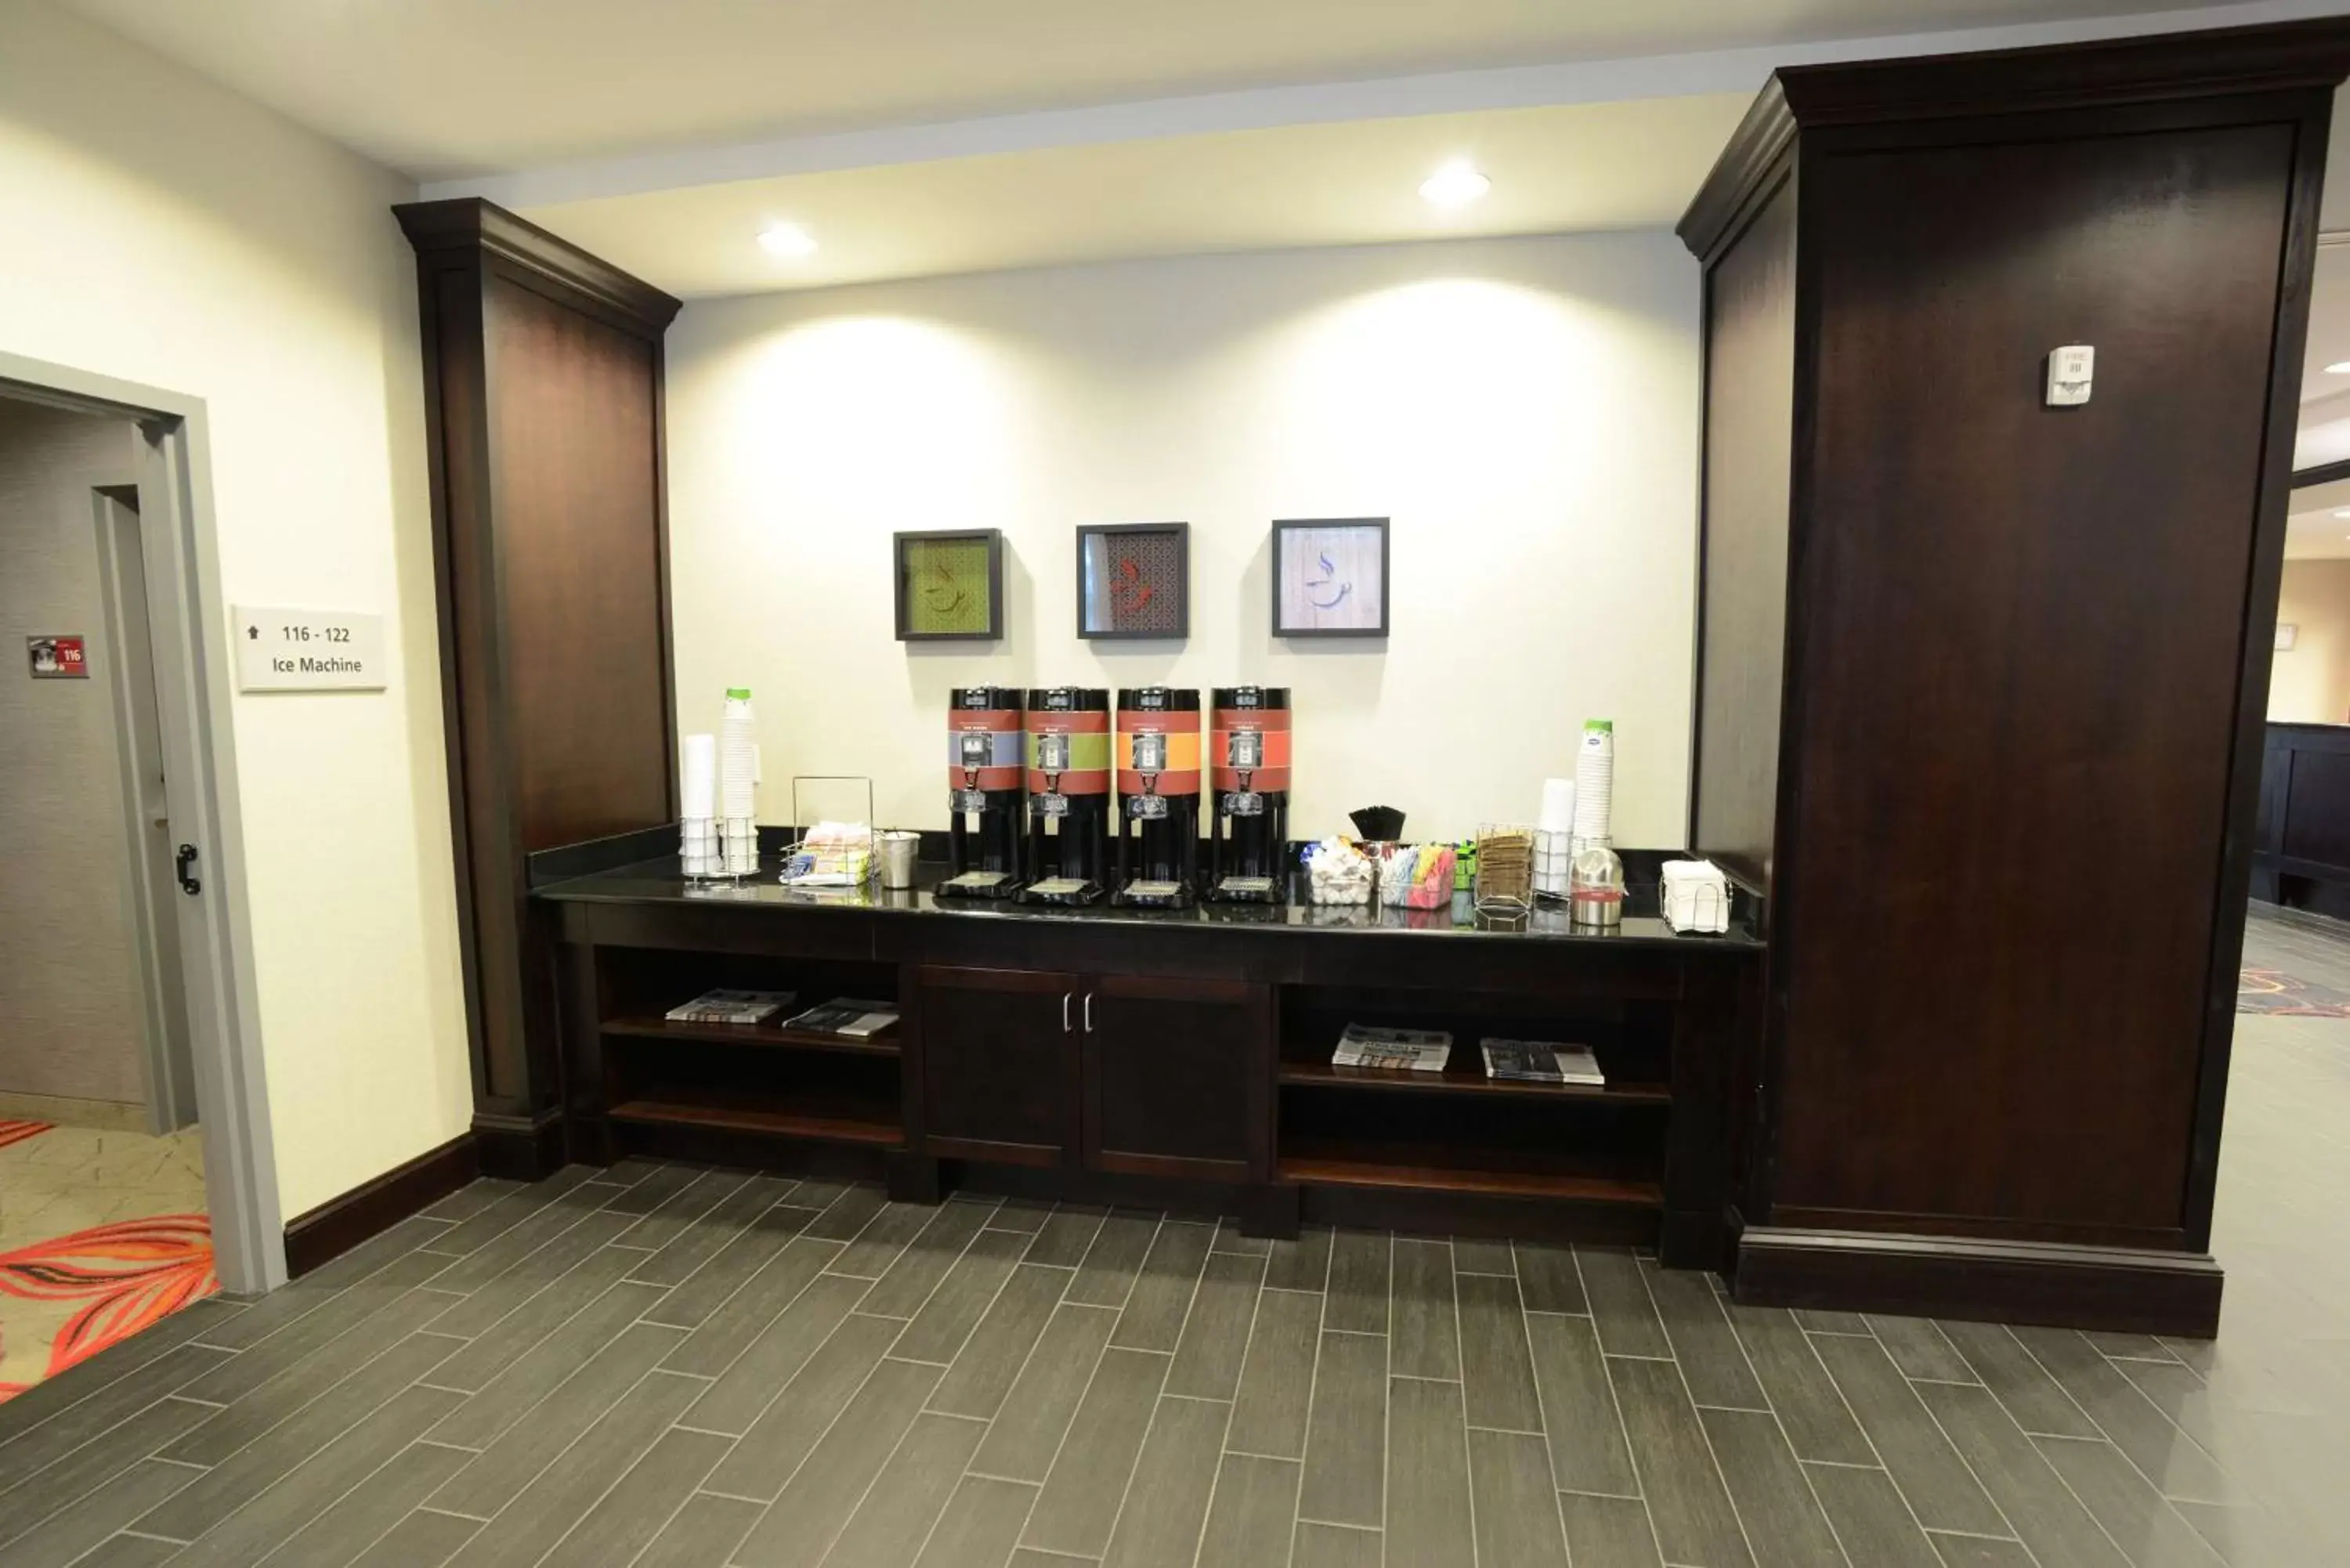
[1113,687,1201,908]
[1208,685,1290,902]
[937,686,1025,901]
[1018,687,1112,905]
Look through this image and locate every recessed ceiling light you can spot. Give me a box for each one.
[1419,162,1491,209]
[758,222,816,258]
[2329,361,2350,374]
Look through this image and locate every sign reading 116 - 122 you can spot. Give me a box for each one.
[234,605,387,692]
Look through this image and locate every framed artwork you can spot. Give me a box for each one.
[1271,517,1389,638]
[894,529,1003,641]
[1077,522,1189,640]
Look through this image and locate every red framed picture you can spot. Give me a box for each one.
[1077,522,1188,641]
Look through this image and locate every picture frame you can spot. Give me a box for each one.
[1076,522,1189,641]
[1271,517,1389,638]
[893,529,1004,641]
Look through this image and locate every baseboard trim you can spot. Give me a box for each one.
[1734,1225,2223,1337]
[472,1110,568,1180]
[283,1133,479,1277]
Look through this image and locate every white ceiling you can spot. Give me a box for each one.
[52,0,2284,182]
[52,0,2350,468]
[537,97,1754,298]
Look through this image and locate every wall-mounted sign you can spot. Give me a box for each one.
[234,606,387,692]
[27,634,87,679]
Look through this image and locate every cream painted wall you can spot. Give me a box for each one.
[0,5,468,1213]
[2272,558,2350,725]
[667,233,1700,847]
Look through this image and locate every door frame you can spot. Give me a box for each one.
[92,483,198,1133]
[0,350,284,1295]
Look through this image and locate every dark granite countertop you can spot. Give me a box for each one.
[533,855,1766,952]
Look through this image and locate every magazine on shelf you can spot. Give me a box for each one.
[663,988,796,1025]
[1480,1039,1605,1085]
[1334,1023,1452,1072]
[781,999,901,1039]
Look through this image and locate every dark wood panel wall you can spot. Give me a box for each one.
[1679,19,2350,1328]
[397,198,682,1176]
[1690,175,1797,897]
[1787,120,2294,1244]
[2254,722,2350,921]
[489,277,676,851]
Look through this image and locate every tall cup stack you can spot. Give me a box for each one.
[1535,776,1576,897]
[680,733,718,876]
[1572,720,1614,851]
[719,688,758,876]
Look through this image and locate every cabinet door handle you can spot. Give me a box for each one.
[1083,993,1094,1033]
[1062,992,1072,1033]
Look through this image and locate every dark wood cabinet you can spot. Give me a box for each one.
[540,869,1757,1282]
[1679,18,2350,1333]
[911,966,1271,1182]
[909,965,1080,1168]
[1083,974,1269,1183]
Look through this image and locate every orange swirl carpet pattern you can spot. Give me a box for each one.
[2238,966,2350,1017]
[0,1121,49,1153]
[0,1123,214,1404]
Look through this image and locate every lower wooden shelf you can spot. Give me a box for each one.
[1276,1138,1661,1207]
[1278,1056,1670,1104]
[607,1087,902,1148]
[604,1015,900,1057]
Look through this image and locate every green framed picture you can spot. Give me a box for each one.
[894,529,1004,641]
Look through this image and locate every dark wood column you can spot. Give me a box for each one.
[1682,19,2350,1335]
[396,198,682,1177]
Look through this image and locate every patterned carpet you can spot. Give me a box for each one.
[0,1122,215,1404]
[2237,966,2350,1017]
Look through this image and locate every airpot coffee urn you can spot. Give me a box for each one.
[1113,687,1201,908]
[1018,687,1112,905]
[937,686,1025,901]
[1207,685,1289,902]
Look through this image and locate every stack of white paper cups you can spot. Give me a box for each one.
[1572,719,1614,851]
[1535,776,1576,897]
[680,733,718,876]
[719,688,758,876]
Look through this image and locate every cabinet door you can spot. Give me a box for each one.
[1083,974,1269,1182]
[910,965,1079,1167]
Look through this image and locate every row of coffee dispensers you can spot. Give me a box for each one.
[941,685,1289,909]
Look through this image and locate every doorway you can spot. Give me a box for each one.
[0,355,281,1407]
[0,415,196,1139]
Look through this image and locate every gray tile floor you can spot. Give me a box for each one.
[1,904,2346,1566]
